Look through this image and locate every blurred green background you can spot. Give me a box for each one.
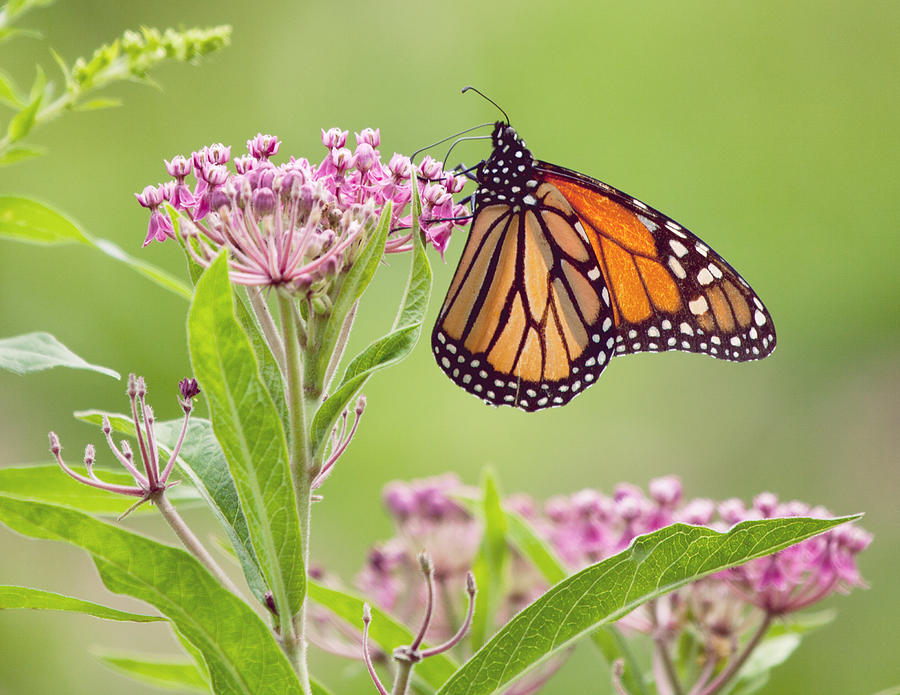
[1,1,897,693]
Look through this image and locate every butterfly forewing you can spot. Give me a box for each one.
[432,122,775,410]
[538,163,776,362]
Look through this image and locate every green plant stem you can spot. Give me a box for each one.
[278,293,314,695]
[323,298,357,392]
[391,657,415,695]
[151,491,243,597]
[699,613,773,695]
[248,287,287,374]
[0,63,130,156]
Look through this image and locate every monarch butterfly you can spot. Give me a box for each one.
[432,119,776,411]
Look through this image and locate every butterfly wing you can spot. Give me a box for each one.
[432,186,617,410]
[537,161,776,362]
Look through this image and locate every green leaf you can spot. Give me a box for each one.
[436,516,858,695]
[75,411,267,603]
[310,678,335,695]
[728,634,800,695]
[496,503,647,695]
[6,66,45,143]
[310,203,393,386]
[0,144,44,165]
[0,196,89,244]
[0,585,163,622]
[0,197,191,299]
[470,468,507,650]
[728,611,838,695]
[0,332,119,378]
[0,464,199,515]
[309,187,432,455]
[188,254,304,619]
[90,236,192,300]
[0,496,302,695]
[307,580,457,691]
[96,652,210,692]
[0,69,24,107]
[75,97,123,111]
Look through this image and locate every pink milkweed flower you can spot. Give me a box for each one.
[355,127,380,147]
[321,127,348,149]
[137,128,469,291]
[247,133,280,160]
[135,184,175,246]
[164,155,197,211]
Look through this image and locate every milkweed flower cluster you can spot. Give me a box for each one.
[135,129,469,295]
[338,475,869,695]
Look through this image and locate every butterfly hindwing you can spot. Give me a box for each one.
[433,189,616,410]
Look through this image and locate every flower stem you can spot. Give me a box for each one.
[278,293,315,695]
[248,287,287,374]
[391,659,416,695]
[699,613,773,695]
[152,492,243,597]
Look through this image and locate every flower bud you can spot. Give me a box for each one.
[252,187,277,216]
[354,143,377,173]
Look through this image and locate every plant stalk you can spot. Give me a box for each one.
[699,613,773,695]
[152,491,243,597]
[278,293,315,695]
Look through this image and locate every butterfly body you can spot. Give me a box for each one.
[432,122,775,411]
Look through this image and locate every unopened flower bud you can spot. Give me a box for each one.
[48,432,61,455]
[355,395,366,416]
[354,143,377,173]
[84,444,95,466]
[252,187,277,216]
[179,378,201,400]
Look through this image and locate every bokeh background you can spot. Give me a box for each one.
[1,1,897,693]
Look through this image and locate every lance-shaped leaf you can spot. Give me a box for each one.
[436,516,858,695]
[0,196,191,299]
[470,468,508,650]
[0,464,201,515]
[307,580,457,691]
[310,185,431,455]
[188,254,304,618]
[0,496,302,695]
[499,504,646,695]
[75,411,267,603]
[96,652,209,692]
[0,332,119,378]
[0,585,163,622]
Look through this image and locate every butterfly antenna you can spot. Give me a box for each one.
[461,86,509,124]
[410,122,494,163]
[444,135,491,173]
